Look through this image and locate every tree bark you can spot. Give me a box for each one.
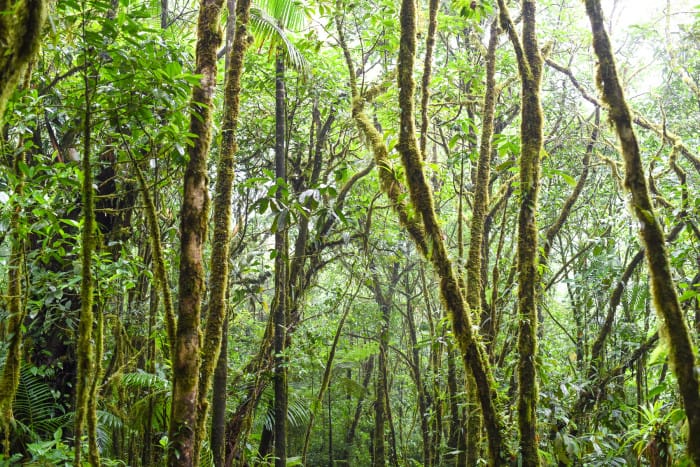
[497,1,544,464]
[273,50,288,467]
[0,153,25,457]
[463,19,501,465]
[75,48,99,467]
[168,0,225,464]
[194,0,252,460]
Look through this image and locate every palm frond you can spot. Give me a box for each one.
[250,4,310,75]
[255,384,310,431]
[255,0,306,31]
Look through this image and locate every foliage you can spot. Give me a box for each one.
[1,0,700,464]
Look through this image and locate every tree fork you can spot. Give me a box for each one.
[396,0,509,464]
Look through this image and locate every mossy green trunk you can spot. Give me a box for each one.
[0,0,46,122]
[498,1,544,464]
[169,0,224,464]
[517,2,543,465]
[395,0,508,464]
[584,1,700,463]
[0,155,25,457]
[0,0,46,452]
[194,0,252,460]
[464,20,500,465]
[75,58,98,466]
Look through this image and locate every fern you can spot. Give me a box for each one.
[12,366,64,442]
[120,370,171,432]
[255,383,310,432]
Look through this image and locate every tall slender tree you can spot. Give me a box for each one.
[584,1,700,463]
[497,1,544,464]
[168,0,225,464]
[194,0,253,462]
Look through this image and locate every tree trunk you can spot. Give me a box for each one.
[273,50,288,467]
[404,273,432,467]
[369,265,399,467]
[394,0,509,463]
[168,0,225,464]
[194,0,252,460]
[75,50,99,467]
[463,20,501,465]
[0,153,26,457]
[301,284,359,464]
[343,355,374,462]
[211,317,228,467]
[497,2,544,464]
[584,2,700,463]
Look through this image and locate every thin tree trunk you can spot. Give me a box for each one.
[0,153,26,457]
[75,38,99,465]
[419,0,439,158]
[445,344,464,465]
[301,283,360,464]
[404,273,432,467]
[168,0,225,464]
[497,2,544,464]
[211,316,228,467]
[373,368,386,467]
[343,355,374,462]
[273,51,288,467]
[584,3,700,462]
[369,265,399,467]
[161,0,168,29]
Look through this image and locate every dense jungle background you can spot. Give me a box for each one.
[1,0,700,465]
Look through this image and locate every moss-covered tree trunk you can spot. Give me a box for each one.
[0,0,46,453]
[0,0,46,122]
[194,0,252,461]
[584,1,700,463]
[74,41,100,464]
[464,19,500,466]
[0,154,26,458]
[395,0,509,463]
[497,1,544,464]
[168,0,225,464]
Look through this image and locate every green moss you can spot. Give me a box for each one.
[0,0,47,122]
